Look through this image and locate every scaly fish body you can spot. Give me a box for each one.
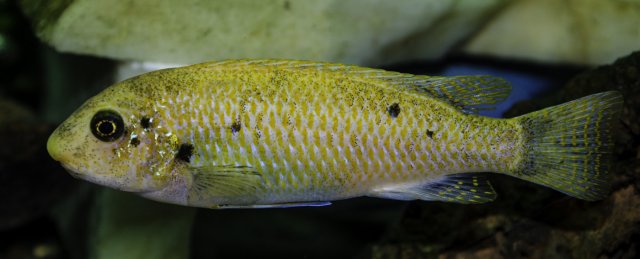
[47,60,622,208]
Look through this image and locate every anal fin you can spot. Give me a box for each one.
[368,174,496,204]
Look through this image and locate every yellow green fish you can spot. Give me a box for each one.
[46,60,623,209]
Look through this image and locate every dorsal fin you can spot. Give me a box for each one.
[203,59,511,114]
[403,75,512,114]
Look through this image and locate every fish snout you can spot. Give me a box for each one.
[46,133,64,162]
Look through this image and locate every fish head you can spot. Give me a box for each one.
[47,77,177,193]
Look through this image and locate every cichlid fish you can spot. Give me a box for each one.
[47,60,623,209]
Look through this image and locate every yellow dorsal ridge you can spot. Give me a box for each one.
[201,59,512,114]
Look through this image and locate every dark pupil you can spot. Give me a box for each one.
[97,120,115,136]
[91,110,125,142]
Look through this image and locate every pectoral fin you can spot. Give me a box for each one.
[368,174,496,204]
[213,201,332,209]
[187,165,264,204]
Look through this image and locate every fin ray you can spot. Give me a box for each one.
[187,165,263,204]
[368,174,496,204]
[512,91,623,200]
[214,202,331,209]
[412,76,511,113]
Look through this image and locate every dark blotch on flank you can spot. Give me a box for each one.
[388,103,401,118]
[231,121,242,134]
[426,130,434,139]
[130,137,140,147]
[140,117,151,129]
[176,143,194,163]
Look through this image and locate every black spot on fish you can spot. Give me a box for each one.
[240,100,248,112]
[130,137,140,147]
[352,134,359,148]
[231,121,242,134]
[176,143,194,163]
[426,130,434,139]
[284,0,291,10]
[140,117,151,129]
[388,103,401,118]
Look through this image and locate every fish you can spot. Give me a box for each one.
[46,60,623,209]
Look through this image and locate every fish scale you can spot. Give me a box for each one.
[150,61,519,203]
[47,59,622,208]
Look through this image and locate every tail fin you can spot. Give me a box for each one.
[513,91,623,201]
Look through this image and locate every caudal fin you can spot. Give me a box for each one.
[513,91,623,201]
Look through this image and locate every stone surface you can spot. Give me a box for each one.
[19,0,503,65]
[464,0,640,65]
[20,0,640,66]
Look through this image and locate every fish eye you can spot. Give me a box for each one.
[90,110,125,142]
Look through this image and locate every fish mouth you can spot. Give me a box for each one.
[58,161,154,194]
[59,162,85,179]
[58,162,121,190]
